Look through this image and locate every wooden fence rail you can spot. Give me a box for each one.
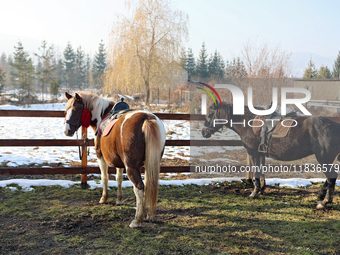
[2,110,340,186]
[0,139,243,147]
[0,110,205,120]
[0,110,241,184]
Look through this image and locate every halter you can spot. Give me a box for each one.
[65,101,91,160]
[65,103,84,129]
[65,102,91,129]
[204,109,218,134]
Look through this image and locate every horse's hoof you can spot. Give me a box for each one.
[129,219,141,228]
[316,202,325,210]
[249,191,259,198]
[116,200,124,205]
[99,197,107,204]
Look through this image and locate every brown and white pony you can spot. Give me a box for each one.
[64,92,166,228]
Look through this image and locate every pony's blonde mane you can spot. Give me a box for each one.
[77,92,115,116]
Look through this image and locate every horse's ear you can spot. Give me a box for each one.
[65,92,72,100]
[75,93,82,102]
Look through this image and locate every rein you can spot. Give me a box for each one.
[76,130,89,160]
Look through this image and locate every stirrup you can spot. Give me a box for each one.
[258,144,268,153]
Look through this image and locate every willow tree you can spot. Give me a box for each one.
[105,0,188,103]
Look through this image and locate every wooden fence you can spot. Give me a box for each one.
[0,110,244,187]
[1,110,340,187]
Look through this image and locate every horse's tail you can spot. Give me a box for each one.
[142,117,163,219]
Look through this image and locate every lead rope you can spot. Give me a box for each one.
[76,130,89,160]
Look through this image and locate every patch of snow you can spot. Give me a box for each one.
[1,178,339,192]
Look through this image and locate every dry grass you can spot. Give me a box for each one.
[1,181,340,254]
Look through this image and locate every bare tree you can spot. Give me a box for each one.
[240,41,293,106]
[105,0,188,103]
[242,41,292,78]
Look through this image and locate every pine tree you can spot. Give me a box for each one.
[217,53,226,78]
[75,46,86,89]
[179,48,187,70]
[7,55,14,89]
[93,40,107,88]
[1,53,11,89]
[226,57,247,78]
[49,78,61,99]
[84,54,91,89]
[332,51,340,79]
[186,48,196,79]
[63,42,76,89]
[208,51,218,78]
[35,40,55,100]
[54,58,65,87]
[235,57,247,78]
[0,53,6,67]
[303,58,318,79]
[225,60,233,78]
[318,65,332,79]
[208,50,225,79]
[10,41,35,102]
[35,60,42,93]
[0,53,6,94]
[0,66,5,96]
[196,42,209,79]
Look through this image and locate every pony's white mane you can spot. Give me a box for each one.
[78,92,114,126]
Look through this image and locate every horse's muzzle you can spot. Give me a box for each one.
[64,124,75,137]
[202,127,212,138]
[64,129,74,137]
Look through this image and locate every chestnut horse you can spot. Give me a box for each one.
[64,92,166,228]
[202,102,339,209]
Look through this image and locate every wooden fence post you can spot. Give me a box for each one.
[81,126,88,189]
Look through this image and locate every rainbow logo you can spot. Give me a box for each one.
[190,80,222,106]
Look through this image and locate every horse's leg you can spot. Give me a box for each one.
[317,181,328,202]
[316,165,338,209]
[126,167,144,228]
[325,178,336,203]
[116,167,124,205]
[98,157,109,204]
[246,154,254,180]
[141,166,148,220]
[260,155,266,194]
[249,155,261,198]
[317,178,337,209]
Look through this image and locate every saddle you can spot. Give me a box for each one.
[96,99,132,136]
[95,99,132,158]
[257,111,297,154]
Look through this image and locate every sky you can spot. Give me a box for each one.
[1,0,340,76]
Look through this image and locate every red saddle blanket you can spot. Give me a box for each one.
[97,117,119,137]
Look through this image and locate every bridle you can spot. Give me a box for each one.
[65,102,84,130]
[204,109,220,135]
[64,101,90,160]
[203,105,228,135]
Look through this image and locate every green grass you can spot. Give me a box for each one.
[0,182,339,254]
